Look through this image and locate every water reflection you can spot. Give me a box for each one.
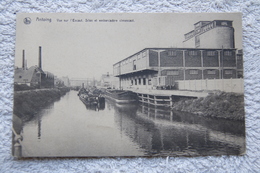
[82,101,105,111]
[20,90,245,157]
[37,115,41,139]
[21,91,144,157]
[110,101,245,156]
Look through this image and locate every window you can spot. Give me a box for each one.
[143,78,146,85]
[195,29,201,34]
[137,53,141,59]
[189,50,198,56]
[195,36,200,47]
[195,23,200,28]
[221,21,228,26]
[133,60,136,70]
[142,51,147,58]
[148,79,152,85]
[138,78,141,85]
[168,50,177,56]
[134,79,137,85]
[207,70,216,74]
[167,70,179,75]
[207,51,216,56]
[225,70,233,75]
[190,69,199,74]
[224,51,232,56]
[19,76,22,78]
[237,55,242,60]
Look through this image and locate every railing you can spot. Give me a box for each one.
[177,78,244,93]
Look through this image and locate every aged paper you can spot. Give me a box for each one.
[13,13,245,157]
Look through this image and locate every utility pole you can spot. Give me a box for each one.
[222,46,224,79]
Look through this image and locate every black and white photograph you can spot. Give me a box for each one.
[12,13,245,158]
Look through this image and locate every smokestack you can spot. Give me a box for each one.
[25,59,27,70]
[22,50,25,70]
[38,46,42,69]
[82,83,84,88]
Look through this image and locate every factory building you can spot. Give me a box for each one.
[113,20,243,90]
[14,47,55,90]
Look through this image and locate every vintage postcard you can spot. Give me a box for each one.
[13,13,245,157]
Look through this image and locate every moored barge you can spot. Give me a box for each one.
[104,90,138,104]
[78,87,105,106]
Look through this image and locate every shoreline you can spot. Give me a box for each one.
[171,91,245,121]
[13,88,70,123]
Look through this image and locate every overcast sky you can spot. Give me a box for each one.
[15,13,242,79]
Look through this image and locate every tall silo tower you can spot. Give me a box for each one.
[183,20,235,49]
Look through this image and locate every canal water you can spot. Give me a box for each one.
[21,90,245,157]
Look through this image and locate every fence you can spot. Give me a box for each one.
[177,78,244,93]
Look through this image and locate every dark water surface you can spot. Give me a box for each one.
[21,90,245,157]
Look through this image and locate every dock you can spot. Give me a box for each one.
[128,88,210,107]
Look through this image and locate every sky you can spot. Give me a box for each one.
[15,13,242,79]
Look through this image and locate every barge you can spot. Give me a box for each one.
[104,90,138,104]
[78,87,105,106]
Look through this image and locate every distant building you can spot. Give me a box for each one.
[14,47,54,89]
[70,78,97,87]
[100,72,119,89]
[60,76,70,87]
[54,76,64,87]
[113,20,243,90]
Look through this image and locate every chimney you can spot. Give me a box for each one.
[25,59,27,69]
[22,50,25,70]
[38,46,42,69]
[82,83,84,88]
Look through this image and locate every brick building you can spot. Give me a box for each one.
[113,20,243,90]
[14,47,55,89]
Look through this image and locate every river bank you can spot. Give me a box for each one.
[13,88,70,122]
[171,91,245,121]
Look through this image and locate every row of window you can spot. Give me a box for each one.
[166,69,233,75]
[115,50,235,68]
[129,78,152,85]
[121,69,234,85]
[119,51,147,66]
[167,50,233,56]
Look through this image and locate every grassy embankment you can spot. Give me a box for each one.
[13,88,70,122]
[171,91,245,121]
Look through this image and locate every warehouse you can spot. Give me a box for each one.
[113,20,243,90]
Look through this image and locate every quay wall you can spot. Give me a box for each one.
[134,89,244,121]
[177,78,244,93]
[13,88,70,122]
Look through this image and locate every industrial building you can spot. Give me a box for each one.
[113,20,243,90]
[183,20,235,49]
[14,47,54,90]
